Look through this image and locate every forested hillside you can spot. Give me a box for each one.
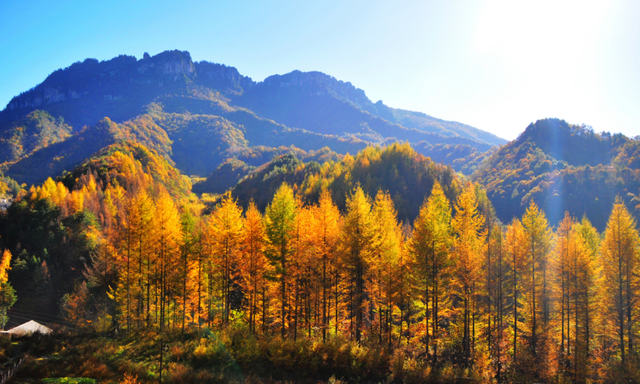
[4,50,640,384]
[229,143,471,223]
[0,140,640,382]
[473,118,640,230]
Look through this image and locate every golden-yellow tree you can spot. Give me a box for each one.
[552,212,598,379]
[600,197,640,368]
[372,190,403,345]
[451,182,485,364]
[409,180,453,364]
[505,218,527,370]
[310,189,341,342]
[521,201,552,376]
[265,183,297,338]
[239,201,268,333]
[289,200,315,341]
[0,249,16,330]
[153,189,182,330]
[341,185,376,342]
[486,223,507,380]
[207,192,243,325]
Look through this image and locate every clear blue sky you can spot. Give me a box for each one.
[1,0,638,140]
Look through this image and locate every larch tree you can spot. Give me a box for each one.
[372,190,403,346]
[132,189,154,328]
[179,211,197,332]
[409,180,453,365]
[265,183,297,338]
[192,221,207,328]
[240,201,268,334]
[207,192,244,325]
[153,190,182,330]
[554,212,573,372]
[451,182,485,365]
[553,212,595,379]
[116,188,154,330]
[117,192,140,331]
[486,223,507,380]
[572,216,601,381]
[0,250,16,330]
[311,189,341,342]
[600,197,640,368]
[570,218,598,382]
[341,185,376,342]
[505,218,527,371]
[521,201,552,375]
[289,201,315,341]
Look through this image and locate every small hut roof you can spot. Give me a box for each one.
[7,320,52,336]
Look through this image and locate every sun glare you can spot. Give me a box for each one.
[472,0,616,136]
[475,0,610,61]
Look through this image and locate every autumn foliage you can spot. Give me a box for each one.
[3,142,640,382]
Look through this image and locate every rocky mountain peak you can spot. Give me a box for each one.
[143,50,196,79]
[256,70,376,113]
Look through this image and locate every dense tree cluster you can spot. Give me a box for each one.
[0,141,193,321]
[232,143,464,224]
[4,141,640,382]
[63,176,640,381]
[0,110,72,164]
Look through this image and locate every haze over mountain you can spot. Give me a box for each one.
[0,50,504,188]
[472,118,640,230]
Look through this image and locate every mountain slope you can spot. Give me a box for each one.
[473,118,640,230]
[238,70,505,146]
[0,110,72,164]
[0,50,502,188]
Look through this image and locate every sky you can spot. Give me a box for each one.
[1,0,638,141]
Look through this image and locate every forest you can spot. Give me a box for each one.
[473,118,640,230]
[0,142,639,383]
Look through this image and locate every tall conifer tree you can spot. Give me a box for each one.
[265,183,297,338]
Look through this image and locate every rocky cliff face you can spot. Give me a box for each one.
[3,51,204,121]
[256,70,375,113]
[195,61,254,92]
[148,50,196,80]
[8,87,83,110]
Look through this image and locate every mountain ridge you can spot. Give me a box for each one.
[0,49,504,188]
[2,50,505,145]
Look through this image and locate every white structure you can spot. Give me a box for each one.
[0,198,11,211]
[6,320,52,337]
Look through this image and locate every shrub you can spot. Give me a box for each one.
[120,372,139,384]
[42,378,96,384]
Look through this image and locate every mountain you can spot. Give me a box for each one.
[237,70,504,146]
[0,50,504,188]
[473,118,640,230]
[227,142,493,224]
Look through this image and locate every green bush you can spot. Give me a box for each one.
[42,378,97,384]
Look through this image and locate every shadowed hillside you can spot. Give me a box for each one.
[473,118,640,230]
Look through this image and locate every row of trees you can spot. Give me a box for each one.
[59,172,638,381]
[14,145,632,381]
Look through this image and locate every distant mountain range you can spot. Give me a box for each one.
[4,50,639,232]
[0,50,504,187]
